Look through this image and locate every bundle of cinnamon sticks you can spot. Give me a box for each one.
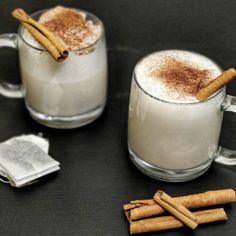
[123,189,236,234]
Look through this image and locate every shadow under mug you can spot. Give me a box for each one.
[0,9,107,129]
[128,50,236,182]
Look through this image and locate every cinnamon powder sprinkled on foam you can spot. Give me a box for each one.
[150,58,210,97]
[39,6,101,51]
[135,51,221,103]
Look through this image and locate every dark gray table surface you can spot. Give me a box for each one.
[0,0,236,235]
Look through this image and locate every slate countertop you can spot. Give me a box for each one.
[0,1,236,235]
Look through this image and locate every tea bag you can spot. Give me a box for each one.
[0,134,60,187]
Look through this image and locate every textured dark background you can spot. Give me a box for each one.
[0,0,236,235]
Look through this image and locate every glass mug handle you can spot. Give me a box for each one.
[0,33,23,98]
[215,95,236,165]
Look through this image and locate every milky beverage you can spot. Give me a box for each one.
[18,6,107,117]
[128,50,224,170]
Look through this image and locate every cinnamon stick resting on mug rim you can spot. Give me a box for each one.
[196,68,236,101]
[12,8,68,62]
[130,208,227,234]
[124,189,236,221]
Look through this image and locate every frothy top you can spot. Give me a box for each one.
[23,6,102,51]
[135,50,222,103]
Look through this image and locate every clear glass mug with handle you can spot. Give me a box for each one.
[0,8,107,129]
[128,50,236,182]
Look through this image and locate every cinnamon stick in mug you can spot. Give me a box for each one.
[21,22,64,61]
[130,208,227,234]
[12,8,68,61]
[124,189,236,221]
[196,68,236,101]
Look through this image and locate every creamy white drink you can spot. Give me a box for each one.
[128,50,224,180]
[18,6,107,128]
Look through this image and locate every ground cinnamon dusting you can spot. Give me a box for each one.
[150,58,210,97]
[39,6,98,51]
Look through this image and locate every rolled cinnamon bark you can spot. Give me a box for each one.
[196,68,236,101]
[123,199,155,211]
[154,190,198,229]
[130,208,227,234]
[12,8,68,62]
[21,22,63,61]
[124,189,236,221]
[157,191,196,221]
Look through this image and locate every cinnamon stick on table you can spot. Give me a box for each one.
[130,208,227,234]
[154,190,198,230]
[12,8,68,62]
[124,189,236,221]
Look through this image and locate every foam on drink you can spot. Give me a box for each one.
[135,50,221,103]
[39,6,101,51]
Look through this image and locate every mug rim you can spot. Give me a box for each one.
[18,8,104,52]
[133,49,225,106]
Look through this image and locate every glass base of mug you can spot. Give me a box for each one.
[128,145,213,182]
[26,103,105,129]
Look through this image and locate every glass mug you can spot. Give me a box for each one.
[128,50,236,182]
[0,9,107,129]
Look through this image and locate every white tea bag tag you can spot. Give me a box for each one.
[0,134,60,187]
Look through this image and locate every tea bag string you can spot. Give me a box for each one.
[0,177,10,184]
